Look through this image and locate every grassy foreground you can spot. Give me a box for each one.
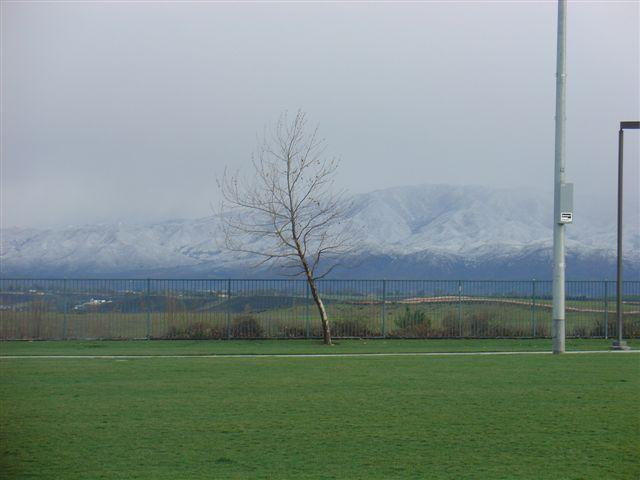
[1,338,638,356]
[1,343,639,479]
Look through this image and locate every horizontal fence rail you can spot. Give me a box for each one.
[0,279,638,341]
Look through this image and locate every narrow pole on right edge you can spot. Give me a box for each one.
[552,0,567,354]
[612,121,639,350]
[616,128,624,347]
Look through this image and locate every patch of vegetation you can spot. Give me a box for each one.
[331,318,376,337]
[395,306,429,329]
[230,315,265,338]
[163,322,224,340]
[2,296,638,340]
[391,307,433,338]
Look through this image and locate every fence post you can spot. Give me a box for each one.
[146,279,152,339]
[603,279,608,339]
[62,278,68,340]
[226,279,232,340]
[531,278,536,338]
[381,279,387,338]
[458,280,463,337]
[305,282,310,339]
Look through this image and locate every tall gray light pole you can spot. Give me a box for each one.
[552,0,569,354]
[612,121,639,351]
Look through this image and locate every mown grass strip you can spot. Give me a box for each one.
[1,338,638,357]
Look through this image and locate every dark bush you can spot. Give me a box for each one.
[231,315,265,338]
[589,318,612,338]
[391,307,433,337]
[569,324,589,338]
[589,317,640,339]
[533,322,551,338]
[441,313,460,337]
[163,322,223,340]
[407,322,434,338]
[331,317,375,337]
[466,311,491,337]
[29,299,48,339]
[625,317,640,338]
[395,307,428,330]
[498,323,533,338]
[278,325,306,338]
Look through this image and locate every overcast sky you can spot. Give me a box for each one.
[1,1,638,228]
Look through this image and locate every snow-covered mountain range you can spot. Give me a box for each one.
[2,184,638,279]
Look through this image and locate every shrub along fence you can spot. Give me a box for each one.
[0,278,638,340]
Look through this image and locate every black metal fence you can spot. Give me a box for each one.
[1,279,638,340]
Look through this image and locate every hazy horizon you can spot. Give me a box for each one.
[2,1,639,229]
[1,181,636,232]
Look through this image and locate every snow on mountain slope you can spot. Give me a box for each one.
[350,185,551,254]
[1,184,638,278]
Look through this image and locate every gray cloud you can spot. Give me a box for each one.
[1,1,638,228]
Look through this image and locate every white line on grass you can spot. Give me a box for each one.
[0,350,638,359]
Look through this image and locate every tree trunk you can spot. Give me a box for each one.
[306,274,331,345]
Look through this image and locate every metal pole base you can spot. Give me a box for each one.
[611,340,631,351]
[553,318,565,354]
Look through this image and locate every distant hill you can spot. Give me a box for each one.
[2,184,638,279]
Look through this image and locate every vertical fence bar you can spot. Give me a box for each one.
[146,279,152,339]
[305,282,310,339]
[531,278,536,338]
[226,279,231,340]
[62,278,68,340]
[381,279,387,338]
[457,280,463,338]
[603,280,608,339]
[265,280,271,338]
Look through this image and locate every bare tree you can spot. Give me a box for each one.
[218,111,353,345]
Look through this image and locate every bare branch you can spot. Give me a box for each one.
[216,110,354,345]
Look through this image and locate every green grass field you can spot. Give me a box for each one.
[1,340,639,479]
[1,338,639,356]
